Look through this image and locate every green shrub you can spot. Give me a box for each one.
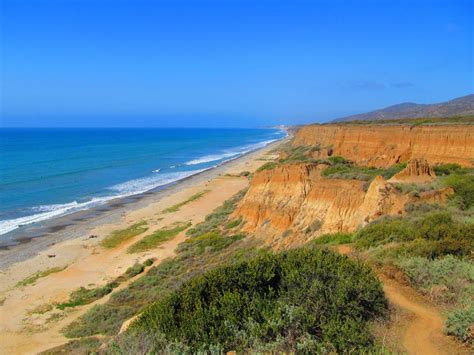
[57,282,119,310]
[100,221,148,248]
[132,247,387,353]
[444,174,474,208]
[177,231,244,257]
[125,263,145,278]
[328,156,349,165]
[396,256,473,305]
[143,258,155,267]
[256,162,278,172]
[355,218,413,249]
[225,218,242,230]
[127,222,191,253]
[433,163,467,176]
[445,306,474,343]
[312,232,353,245]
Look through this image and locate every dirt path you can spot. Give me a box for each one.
[337,245,465,355]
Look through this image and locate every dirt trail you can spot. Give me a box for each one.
[337,245,465,355]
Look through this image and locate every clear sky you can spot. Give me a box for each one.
[1,0,472,127]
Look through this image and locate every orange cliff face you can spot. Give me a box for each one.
[233,162,453,248]
[292,124,474,167]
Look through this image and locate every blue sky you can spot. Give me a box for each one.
[1,0,472,127]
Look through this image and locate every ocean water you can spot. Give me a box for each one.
[0,128,285,239]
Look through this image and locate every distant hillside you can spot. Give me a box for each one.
[333,94,474,122]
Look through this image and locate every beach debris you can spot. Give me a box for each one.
[89,234,98,239]
[47,254,56,258]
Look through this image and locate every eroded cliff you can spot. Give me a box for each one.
[234,160,453,248]
[292,124,474,167]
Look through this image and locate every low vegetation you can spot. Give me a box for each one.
[335,115,474,126]
[56,259,153,310]
[321,156,406,181]
[161,190,209,213]
[127,221,191,253]
[100,221,148,248]
[311,232,353,245]
[62,189,253,338]
[16,266,67,287]
[119,248,388,353]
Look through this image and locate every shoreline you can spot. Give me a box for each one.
[0,138,285,271]
[0,137,285,354]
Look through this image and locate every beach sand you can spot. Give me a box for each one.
[0,140,283,354]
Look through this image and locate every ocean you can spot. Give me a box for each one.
[0,128,285,242]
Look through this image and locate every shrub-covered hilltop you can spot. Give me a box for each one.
[119,248,386,353]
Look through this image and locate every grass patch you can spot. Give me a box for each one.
[16,266,67,287]
[127,222,191,253]
[162,190,210,213]
[100,221,148,248]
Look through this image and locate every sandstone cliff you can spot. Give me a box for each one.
[233,162,452,248]
[292,124,474,167]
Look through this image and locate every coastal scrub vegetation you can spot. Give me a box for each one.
[62,189,256,338]
[16,266,68,288]
[335,115,474,126]
[56,259,154,310]
[309,165,474,344]
[161,190,210,213]
[352,202,474,342]
[321,157,406,181]
[100,221,148,248]
[127,221,191,253]
[118,248,387,353]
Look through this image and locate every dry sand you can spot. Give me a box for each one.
[0,141,283,355]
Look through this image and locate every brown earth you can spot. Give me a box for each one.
[292,124,474,167]
[233,161,452,247]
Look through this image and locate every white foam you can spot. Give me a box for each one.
[0,133,285,237]
[0,169,209,236]
[184,138,279,166]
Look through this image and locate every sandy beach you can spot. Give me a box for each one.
[0,140,284,354]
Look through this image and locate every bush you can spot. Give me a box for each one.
[433,163,467,176]
[132,247,387,353]
[312,232,353,245]
[57,282,119,310]
[444,174,474,208]
[396,256,473,305]
[256,162,278,172]
[445,306,474,343]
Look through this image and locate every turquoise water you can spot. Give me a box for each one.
[0,128,285,238]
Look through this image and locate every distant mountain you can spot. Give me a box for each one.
[333,94,474,122]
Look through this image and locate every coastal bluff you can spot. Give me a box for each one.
[292,124,474,167]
